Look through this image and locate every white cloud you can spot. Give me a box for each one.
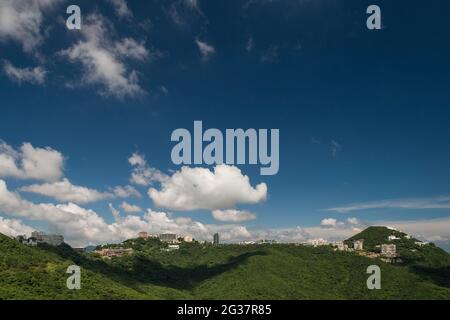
[59,14,146,99]
[108,203,121,220]
[0,216,34,237]
[1,176,449,249]
[3,60,47,84]
[326,195,450,213]
[378,217,450,244]
[106,0,133,19]
[112,185,141,198]
[195,38,215,61]
[115,38,149,61]
[0,0,59,53]
[20,178,112,204]
[0,140,64,182]
[346,217,360,225]
[212,209,256,222]
[0,179,253,246]
[128,152,166,186]
[148,164,267,211]
[120,201,142,213]
[320,218,337,228]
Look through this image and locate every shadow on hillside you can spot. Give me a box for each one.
[130,251,266,289]
[410,265,450,288]
[40,244,266,290]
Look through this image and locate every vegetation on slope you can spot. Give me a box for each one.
[1,227,449,300]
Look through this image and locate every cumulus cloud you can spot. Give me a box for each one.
[212,209,256,222]
[195,38,215,61]
[0,179,254,246]
[20,178,112,204]
[148,164,267,211]
[112,185,141,198]
[0,140,64,182]
[120,201,142,213]
[320,217,362,230]
[0,216,34,237]
[3,61,47,85]
[128,152,166,186]
[1,176,449,249]
[0,0,59,53]
[105,0,133,19]
[59,14,148,99]
[320,218,337,228]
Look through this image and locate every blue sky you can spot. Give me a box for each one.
[1,0,450,249]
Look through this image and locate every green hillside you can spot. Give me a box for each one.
[1,228,449,300]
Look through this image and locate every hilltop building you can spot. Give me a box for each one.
[138,232,149,239]
[213,233,220,246]
[159,233,178,243]
[30,231,64,246]
[353,239,364,251]
[388,235,400,241]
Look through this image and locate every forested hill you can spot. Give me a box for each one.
[1,229,449,300]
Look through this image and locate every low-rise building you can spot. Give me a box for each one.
[183,235,193,242]
[388,235,400,241]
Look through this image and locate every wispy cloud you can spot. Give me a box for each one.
[195,38,216,61]
[326,195,450,213]
[3,61,47,85]
[330,140,342,158]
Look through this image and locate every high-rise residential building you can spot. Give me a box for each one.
[213,233,220,246]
